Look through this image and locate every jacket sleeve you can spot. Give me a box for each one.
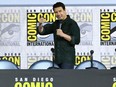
[70,21,80,45]
[37,23,54,35]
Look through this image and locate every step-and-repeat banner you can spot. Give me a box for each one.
[0,6,116,69]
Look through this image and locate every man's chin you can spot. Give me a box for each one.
[57,17,63,20]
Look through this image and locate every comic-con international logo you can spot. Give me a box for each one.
[0,53,21,68]
[75,52,91,65]
[100,51,116,69]
[27,9,56,46]
[27,53,52,68]
[100,9,116,45]
[14,77,54,87]
[0,9,20,46]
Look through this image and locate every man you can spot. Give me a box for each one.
[38,2,80,69]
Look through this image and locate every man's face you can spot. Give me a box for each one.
[54,7,67,20]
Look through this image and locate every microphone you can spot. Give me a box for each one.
[56,20,62,38]
[90,50,94,55]
[48,48,59,69]
[90,50,94,67]
[51,48,55,53]
[86,50,98,69]
[59,20,62,29]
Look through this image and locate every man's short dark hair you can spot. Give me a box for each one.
[53,2,65,11]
